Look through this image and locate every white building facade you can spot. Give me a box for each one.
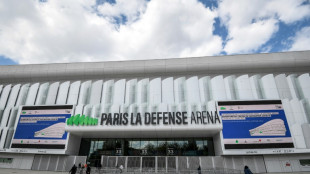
[0,51,309,173]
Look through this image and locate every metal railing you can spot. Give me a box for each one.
[77,167,242,174]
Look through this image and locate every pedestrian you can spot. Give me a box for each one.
[197,165,201,174]
[244,165,253,174]
[98,163,102,174]
[119,164,123,173]
[86,165,91,174]
[78,163,81,172]
[69,164,77,174]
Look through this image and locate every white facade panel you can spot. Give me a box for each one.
[235,75,254,100]
[0,127,8,149]
[56,81,70,105]
[282,99,295,126]
[91,104,101,118]
[149,78,161,105]
[174,77,186,104]
[25,83,39,106]
[113,79,126,105]
[67,81,81,105]
[101,80,114,105]
[74,105,84,116]
[15,84,30,107]
[199,76,211,103]
[224,75,236,100]
[0,108,11,127]
[287,74,300,99]
[162,77,174,104]
[298,73,310,99]
[290,99,308,124]
[0,85,11,110]
[260,74,280,99]
[6,84,20,108]
[7,107,18,128]
[211,75,226,100]
[275,74,292,100]
[186,76,200,104]
[78,81,91,105]
[125,79,137,105]
[83,104,92,116]
[89,80,103,105]
[45,82,59,105]
[35,82,49,105]
[292,123,307,149]
[137,78,149,104]
[249,75,262,99]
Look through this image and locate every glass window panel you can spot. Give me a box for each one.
[129,139,141,156]
[147,140,157,156]
[156,140,166,156]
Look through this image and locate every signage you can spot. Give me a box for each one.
[100,111,221,126]
[66,114,98,126]
[11,105,73,149]
[218,100,294,149]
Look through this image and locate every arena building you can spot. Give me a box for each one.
[0,51,310,173]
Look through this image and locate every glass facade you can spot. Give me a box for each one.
[79,138,214,166]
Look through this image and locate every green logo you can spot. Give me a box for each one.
[22,111,26,114]
[220,107,226,110]
[235,140,238,144]
[66,114,98,126]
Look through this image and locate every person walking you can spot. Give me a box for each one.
[244,166,253,174]
[86,165,91,174]
[69,164,77,174]
[119,164,123,173]
[197,165,201,174]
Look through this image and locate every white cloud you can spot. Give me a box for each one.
[0,0,222,64]
[97,0,148,24]
[289,26,310,51]
[218,0,310,54]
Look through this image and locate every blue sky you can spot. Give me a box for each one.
[0,0,309,65]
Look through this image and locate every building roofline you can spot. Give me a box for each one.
[0,50,309,84]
